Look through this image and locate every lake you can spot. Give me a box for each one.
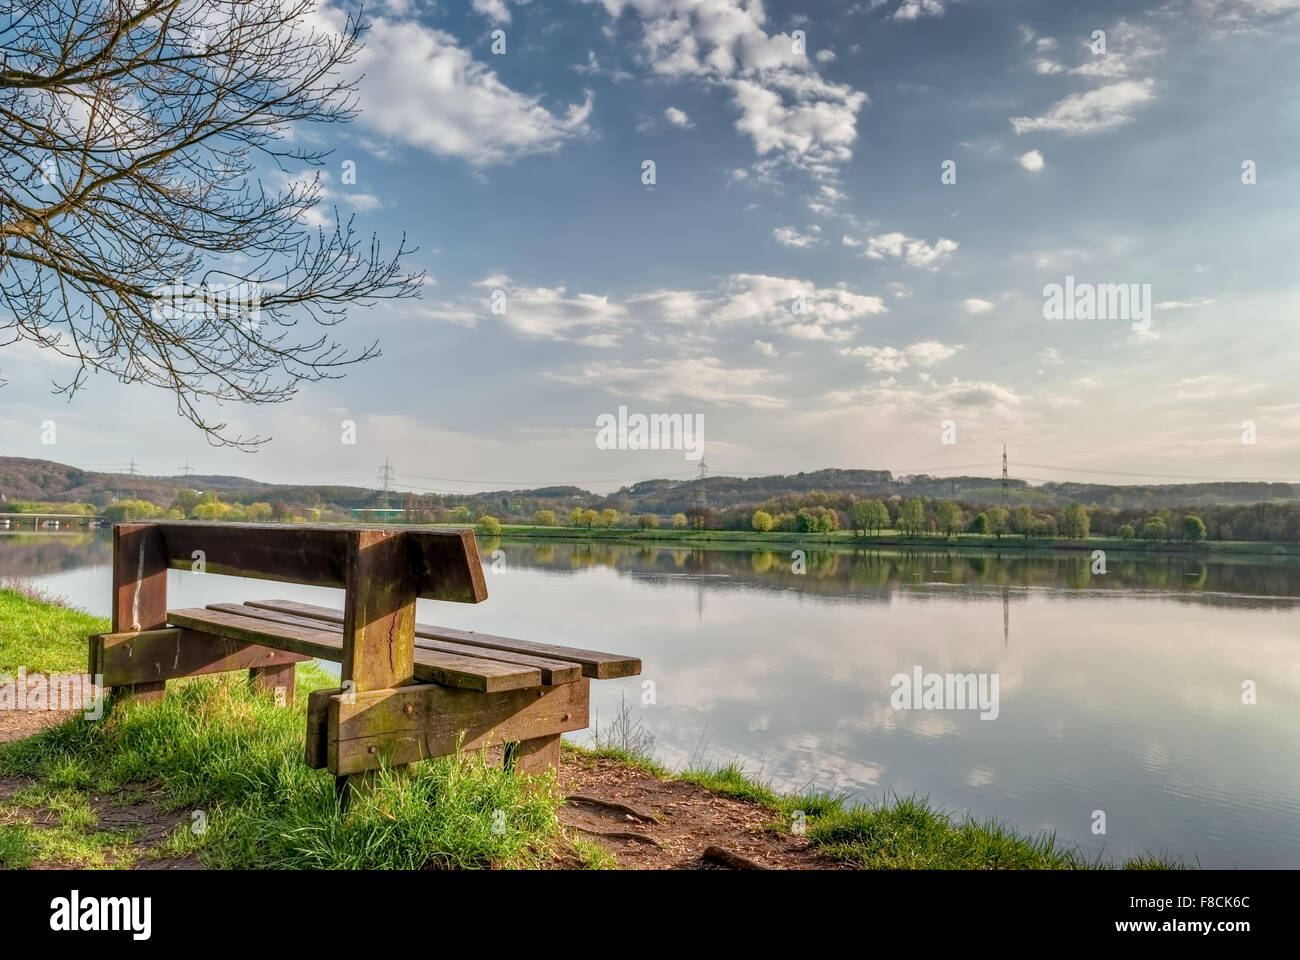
[5,530,1299,868]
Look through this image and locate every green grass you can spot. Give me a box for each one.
[0,586,109,674]
[807,793,1191,869]
[567,835,619,869]
[0,666,564,869]
[0,822,38,868]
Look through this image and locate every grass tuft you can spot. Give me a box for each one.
[0,822,38,869]
[807,792,1188,869]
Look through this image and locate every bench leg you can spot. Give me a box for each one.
[335,773,369,812]
[506,733,561,777]
[108,523,168,705]
[249,663,297,705]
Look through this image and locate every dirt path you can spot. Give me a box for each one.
[553,749,842,870]
[0,672,83,744]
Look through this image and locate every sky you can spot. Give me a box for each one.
[3,0,1300,496]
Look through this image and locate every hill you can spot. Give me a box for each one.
[0,456,1295,517]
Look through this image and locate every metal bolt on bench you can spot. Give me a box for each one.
[89,522,641,800]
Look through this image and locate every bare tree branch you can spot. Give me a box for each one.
[0,0,423,448]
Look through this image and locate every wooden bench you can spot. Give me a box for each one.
[89,522,640,793]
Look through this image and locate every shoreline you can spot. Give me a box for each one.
[451,523,1300,559]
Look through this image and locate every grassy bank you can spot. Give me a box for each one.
[450,523,1300,558]
[0,589,1186,869]
[570,741,1185,870]
[0,583,106,675]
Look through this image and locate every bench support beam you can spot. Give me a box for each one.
[90,628,309,689]
[316,679,589,776]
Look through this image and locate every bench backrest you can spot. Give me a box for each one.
[142,522,487,601]
[112,522,487,692]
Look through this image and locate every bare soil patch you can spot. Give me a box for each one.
[552,750,843,870]
[0,672,83,744]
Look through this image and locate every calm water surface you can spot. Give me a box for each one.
[5,530,1299,868]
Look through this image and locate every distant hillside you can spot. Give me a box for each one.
[0,457,388,511]
[0,456,1295,516]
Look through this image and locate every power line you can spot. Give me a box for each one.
[1017,462,1300,483]
[400,470,699,487]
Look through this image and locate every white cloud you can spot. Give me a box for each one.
[341,14,592,165]
[429,272,886,344]
[894,0,947,20]
[419,307,480,328]
[753,339,778,356]
[1038,346,1063,365]
[472,0,529,23]
[548,356,787,409]
[840,340,959,372]
[813,377,1027,433]
[342,192,382,211]
[1051,19,1163,80]
[498,287,627,339]
[842,345,909,372]
[586,0,867,180]
[963,298,994,314]
[906,340,961,366]
[576,332,622,348]
[1018,149,1045,172]
[1155,297,1215,310]
[1011,79,1155,135]
[772,225,820,247]
[862,231,959,269]
[664,105,692,127]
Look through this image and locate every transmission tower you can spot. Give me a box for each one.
[179,462,194,479]
[695,460,708,509]
[377,459,396,510]
[1001,444,1008,508]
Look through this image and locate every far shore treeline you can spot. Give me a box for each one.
[5,457,1300,543]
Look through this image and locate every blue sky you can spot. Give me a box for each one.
[4,0,1300,495]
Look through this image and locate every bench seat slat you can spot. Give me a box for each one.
[165,608,542,693]
[206,603,582,686]
[244,598,642,680]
